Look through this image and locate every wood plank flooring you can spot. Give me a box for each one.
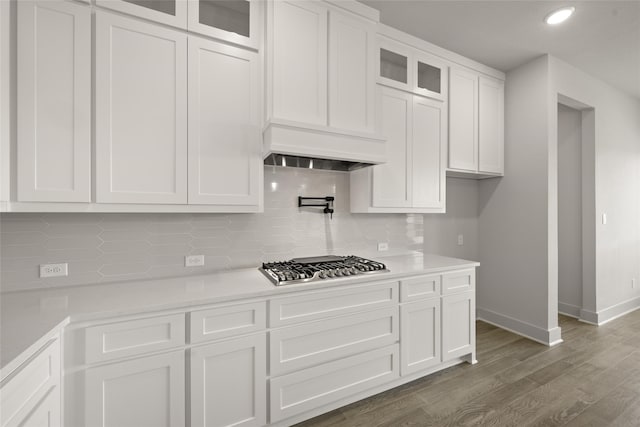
[295,312,640,427]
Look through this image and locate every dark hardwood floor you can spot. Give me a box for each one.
[296,311,640,426]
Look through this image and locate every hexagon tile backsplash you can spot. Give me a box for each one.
[0,167,424,291]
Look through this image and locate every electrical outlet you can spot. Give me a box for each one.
[633,278,636,289]
[185,255,205,267]
[457,234,464,246]
[602,213,607,225]
[40,263,68,278]
[377,242,389,252]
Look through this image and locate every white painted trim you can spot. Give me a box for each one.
[579,296,640,326]
[476,307,563,347]
[1,201,263,213]
[578,309,599,325]
[558,302,581,318]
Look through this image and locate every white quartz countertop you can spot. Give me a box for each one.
[0,252,478,377]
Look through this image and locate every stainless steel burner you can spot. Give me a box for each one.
[259,255,389,286]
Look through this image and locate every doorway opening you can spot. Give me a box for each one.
[556,95,596,326]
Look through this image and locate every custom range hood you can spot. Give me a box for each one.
[263,122,387,172]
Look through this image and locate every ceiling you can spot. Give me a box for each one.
[361,1,640,99]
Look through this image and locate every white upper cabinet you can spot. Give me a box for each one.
[371,88,411,209]
[377,36,447,101]
[415,51,447,101]
[188,37,261,206]
[95,11,188,204]
[269,0,328,126]
[412,96,446,209]
[448,66,478,172]
[187,0,260,49]
[264,1,384,164]
[17,0,91,202]
[351,86,446,213]
[448,66,504,177]
[478,75,505,175]
[328,9,376,134]
[378,38,412,92]
[96,0,188,29]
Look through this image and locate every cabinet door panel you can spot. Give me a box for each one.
[448,67,477,172]
[17,0,90,202]
[96,0,188,29]
[412,97,445,210]
[188,38,260,206]
[187,0,260,49]
[478,76,504,174]
[96,12,187,204]
[442,292,475,361]
[7,387,60,427]
[85,351,185,427]
[372,87,411,208]
[401,299,440,375]
[377,37,412,92]
[270,1,327,125]
[191,335,266,427]
[328,10,375,133]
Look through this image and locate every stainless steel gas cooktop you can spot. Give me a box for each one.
[259,255,389,286]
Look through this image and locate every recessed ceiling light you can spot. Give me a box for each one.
[545,6,575,25]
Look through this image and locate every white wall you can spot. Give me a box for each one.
[557,104,583,317]
[476,55,561,345]
[550,57,640,323]
[423,177,479,261]
[478,54,640,342]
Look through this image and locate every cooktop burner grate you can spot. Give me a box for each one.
[259,255,389,286]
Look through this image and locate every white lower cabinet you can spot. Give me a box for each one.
[269,344,400,423]
[190,334,266,427]
[442,291,475,361]
[400,298,441,375]
[84,351,186,427]
[8,387,60,427]
[269,307,398,376]
[64,268,476,427]
[1,339,61,427]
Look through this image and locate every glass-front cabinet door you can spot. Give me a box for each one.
[188,0,260,49]
[415,51,447,101]
[96,0,188,28]
[377,38,413,92]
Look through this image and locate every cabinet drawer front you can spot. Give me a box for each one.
[85,314,185,364]
[190,302,266,344]
[270,307,398,376]
[269,281,398,327]
[400,274,441,302]
[270,344,399,423]
[1,340,60,427]
[442,270,475,294]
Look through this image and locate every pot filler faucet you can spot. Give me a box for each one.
[298,196,334,219]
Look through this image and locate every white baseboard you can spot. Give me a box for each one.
[580,296,640,326]
[477,307,563,347]
[558,302,581,318]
